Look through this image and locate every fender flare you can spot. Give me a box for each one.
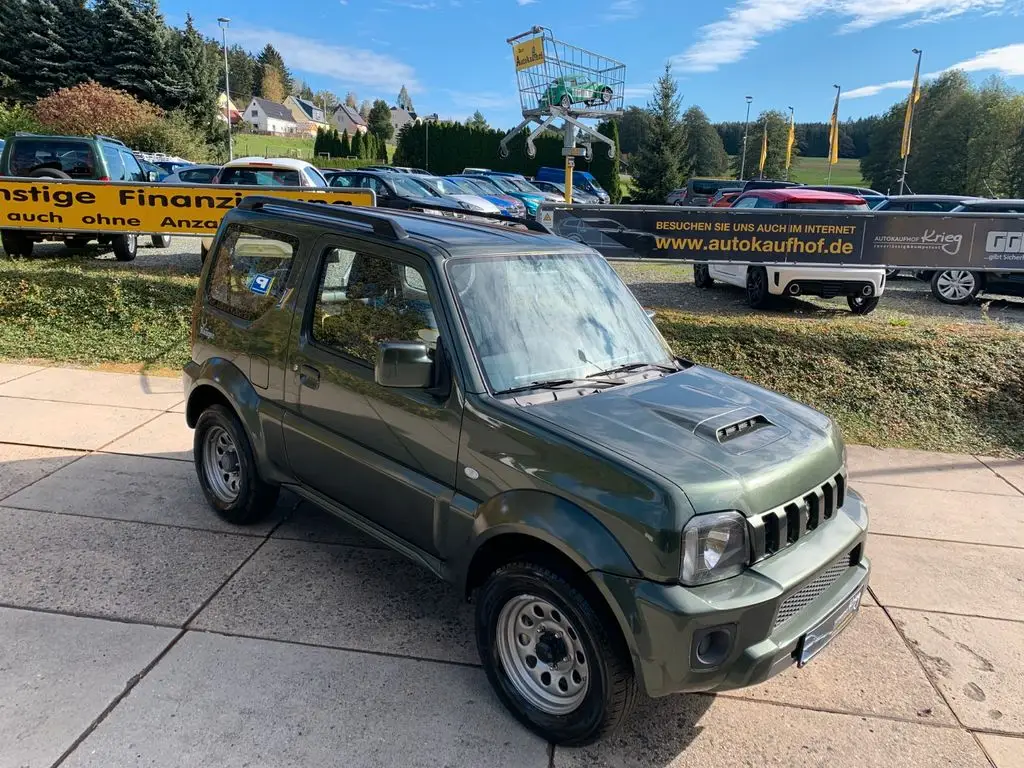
[185,358,270,466]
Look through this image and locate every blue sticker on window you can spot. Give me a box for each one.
[248,274,273,295]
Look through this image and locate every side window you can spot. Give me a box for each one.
[755,198,777,209]
[207,226,297,322]
[361,176,390,197]
[311,248,438,365]
[302,166,327,187]
[733,196,759,209]
[102,145,126,180]
[121,151,146,182]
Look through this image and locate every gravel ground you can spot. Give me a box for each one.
[14,238,1024,327]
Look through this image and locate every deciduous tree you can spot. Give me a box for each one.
[368,99,394,141]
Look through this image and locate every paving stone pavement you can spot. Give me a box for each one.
[1,367,1021,768]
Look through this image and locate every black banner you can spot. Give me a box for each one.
[541,205,1024,271]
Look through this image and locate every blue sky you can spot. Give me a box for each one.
[162,0,1024,127]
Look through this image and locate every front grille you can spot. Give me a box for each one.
[749,469,847,563]
[774,550,855,628]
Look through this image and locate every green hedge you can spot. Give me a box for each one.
[314,157,380,170]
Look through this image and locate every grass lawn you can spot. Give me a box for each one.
[233,133,315,160]
[2,258,1022,457]
[788,157,865,186]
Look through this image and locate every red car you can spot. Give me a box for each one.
[710,189,741,207]
[729,188,869,211]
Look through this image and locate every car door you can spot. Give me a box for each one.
[281,237,462,556]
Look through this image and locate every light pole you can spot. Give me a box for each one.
[739,95,753,181]
[218,17,233,161]
[899,48,922,195]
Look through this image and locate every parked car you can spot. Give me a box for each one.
[185,196,869,745]
[408,175,502,213]
[0,132,159,259]
[164,164,221,185]
[139,159,169,182]
[462,166,492,174]
[153,160,195,174]
[447,175,527,217]
[463,172,547,216]
[530,179,602,204]
[667,178,738,207]
[873,194,983,213]
[535,167,610,203]
[328,170,465,214]
[539,75,613,109]
[803,185,886,208]
[709,188,742,207]
[740,179,802,193]
[695,189,885,314]
[925,199,1024,304]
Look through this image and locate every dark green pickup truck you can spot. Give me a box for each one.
[183,198,870,745]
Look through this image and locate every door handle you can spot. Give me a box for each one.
[298,364,320,390]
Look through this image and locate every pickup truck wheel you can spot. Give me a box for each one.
[693,263,714,289]
[847,295,879,315]
[746,266,771,309]
[476,561,637,746]
[194,404,279,525]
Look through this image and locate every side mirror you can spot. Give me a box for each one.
[147,171,159,182]
[375,341,433,388]
[644,308,656,321]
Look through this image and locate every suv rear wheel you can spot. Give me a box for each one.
[475,561,637,746]
[1,230,33,258]
[194,404,280,524]
[693,263,714,289]
[151,235,172,249]
[746,266,771,309]
[112,233,137,261]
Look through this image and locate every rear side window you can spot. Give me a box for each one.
[910,201,954,212]
[219,167,302,186]
[732,196,758,209]
[102,145,126,180]
[302,166,327,187]
[179,167,218,184]
[120,150,146,182]
[207,225,297,322]
[9,139,98,178]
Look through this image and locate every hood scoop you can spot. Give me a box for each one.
[696,408,787,454]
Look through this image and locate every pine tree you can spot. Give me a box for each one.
[296,80,314,100]
[94,0,179,108]
[397,84,414,112]
[19,0,73,101]
[466,110,488,131]
[314,126,325,157]
[225,45,256,102]
[340,130,352,157]
[0,0,29,100]
[368,99,393,140]
[172,14,217,133]
[56,0,98,89]
[681,105,729,178]
[590,120,623,203]
[632,64,684,204]
[331,128,343,156]
[378,136,389,162]
[352,130,363,158]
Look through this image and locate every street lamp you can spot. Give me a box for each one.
[739,95,753,181]
[218,17,233,161]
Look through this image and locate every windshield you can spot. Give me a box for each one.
[393,174,438,197]
[507,178,544,194]
[484,176,521,194]
[447,253,674,394]
[220,167,301,186]
[463,176,502,194]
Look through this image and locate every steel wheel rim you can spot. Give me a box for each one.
[202,426,241,503]
[936,270,975,300]
[496,594,590,715]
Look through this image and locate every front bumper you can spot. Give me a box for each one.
[592,490,870,698]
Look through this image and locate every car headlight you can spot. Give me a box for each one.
[680,511,749,586]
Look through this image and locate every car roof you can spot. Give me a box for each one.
[958,199,1024,209]
[222,156,317,170]
[883,194,982,202]
[739,188,865,203]
[236,197,586,258]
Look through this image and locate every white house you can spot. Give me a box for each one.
[243,97,300,135]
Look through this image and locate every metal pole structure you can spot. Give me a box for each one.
[827,84,839,184]
[739,95,752,180]
[899,48,922,196]
[785,106,794,181]
[218,17,232,161]
[563,121,576,205]
[425,119,429,172]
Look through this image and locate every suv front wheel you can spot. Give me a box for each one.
[1,230,33,258]
[194,404,280,524]
[112,233,138,261]
[475,561,637,746]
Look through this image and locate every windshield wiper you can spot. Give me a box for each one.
[494,378,621,396]
[586,361,679,378]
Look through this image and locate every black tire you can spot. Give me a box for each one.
[1,230,33,258]
[746,266,771,309]
[915,270,934,282]
[475,560,638,746]
[693,263,714,289]
[884,268,899,279]
[847,295,879,315]
[28,168,71,179]
[151,234,172,248]
[559,94,572,110]
[600,86,613,104]
[112,233,137,261]
[193,404,280,525]
[931,269,981,305]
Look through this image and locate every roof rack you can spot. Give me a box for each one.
[238,196,408,240]
[94,135,127,146]
[412,202,551,233]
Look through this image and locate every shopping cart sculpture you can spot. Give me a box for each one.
[500,27,625,200]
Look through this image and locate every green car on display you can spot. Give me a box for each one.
[540,75,614,109]
[183,198,870,746]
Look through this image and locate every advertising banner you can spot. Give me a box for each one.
[542,205,1024,271]
[513,37,546,71]
[0,179,375,236]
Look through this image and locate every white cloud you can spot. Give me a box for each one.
[388,0,438,8]
[230,27,418,91]
[444,89,513,109]
[622,83,653,99]
[844,42,1024,98]
[517,0,538,6]
[672,1,1016,72]
[604,0,640,21]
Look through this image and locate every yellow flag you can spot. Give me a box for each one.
[759,124,768,173]
[900,57,922,159]
[828,88,841,166]
[785,112,796,171]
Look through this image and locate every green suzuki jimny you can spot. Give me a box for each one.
[184,198,869,745]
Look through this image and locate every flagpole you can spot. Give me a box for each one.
[827,84,840,184]
[785,105,794,181]
[899,48,922,196]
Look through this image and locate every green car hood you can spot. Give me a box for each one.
[525,366,843,518]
